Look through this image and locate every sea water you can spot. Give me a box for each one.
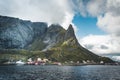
[0,65,120,80]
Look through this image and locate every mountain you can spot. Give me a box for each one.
[0,16,48,49]
[0,15,114,63]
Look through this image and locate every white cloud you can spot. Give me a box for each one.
[0,0,74,29]
[72,0,87,17]
[111,56,120,61]
[61,12,74,29]
[80,35,120,54]
[86,0,106,17]
[97,12,120,36]
[72,0,106,17]
[106,0,120,16]
[74,0,120,17]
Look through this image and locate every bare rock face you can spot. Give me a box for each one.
[43,24,65,50]
[32,22,48,38]
[64,24,75,40]
[0,16,47,49]
[64,24,80,47]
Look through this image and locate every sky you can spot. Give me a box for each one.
[0,0,120,61]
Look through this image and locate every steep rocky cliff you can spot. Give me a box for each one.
[0,16,48,49]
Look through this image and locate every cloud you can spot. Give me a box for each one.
[106,0,120,16]
[74,0,120,17]
[86,0,106,17]
[0,0,74,29]
[71,0,87,17]
[97,12,120,36]
[72,0,106,17]
[80,35,120,54]
[111,56,120,61]
[61,12,74,29]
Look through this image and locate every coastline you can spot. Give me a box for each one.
[0,63,119,66]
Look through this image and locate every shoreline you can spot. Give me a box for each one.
[0,63,119,66]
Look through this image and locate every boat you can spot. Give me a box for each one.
[16,60,25,65]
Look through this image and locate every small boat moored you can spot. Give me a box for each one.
[16,60,25,65]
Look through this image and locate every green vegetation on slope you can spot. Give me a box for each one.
[27,38,47,51]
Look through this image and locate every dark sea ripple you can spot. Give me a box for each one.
[0,65,120,80]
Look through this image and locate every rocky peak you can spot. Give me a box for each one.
[68,24,75,33]
[63,24,80,47]
[43,24,65,44]
[64,24,76,40]
[48,24,64,33]
[32,22,48,37]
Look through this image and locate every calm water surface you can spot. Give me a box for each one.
[0,65,120,80]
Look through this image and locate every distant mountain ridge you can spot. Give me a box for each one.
[0,15,114,63]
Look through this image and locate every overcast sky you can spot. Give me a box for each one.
[0,0,120,61]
